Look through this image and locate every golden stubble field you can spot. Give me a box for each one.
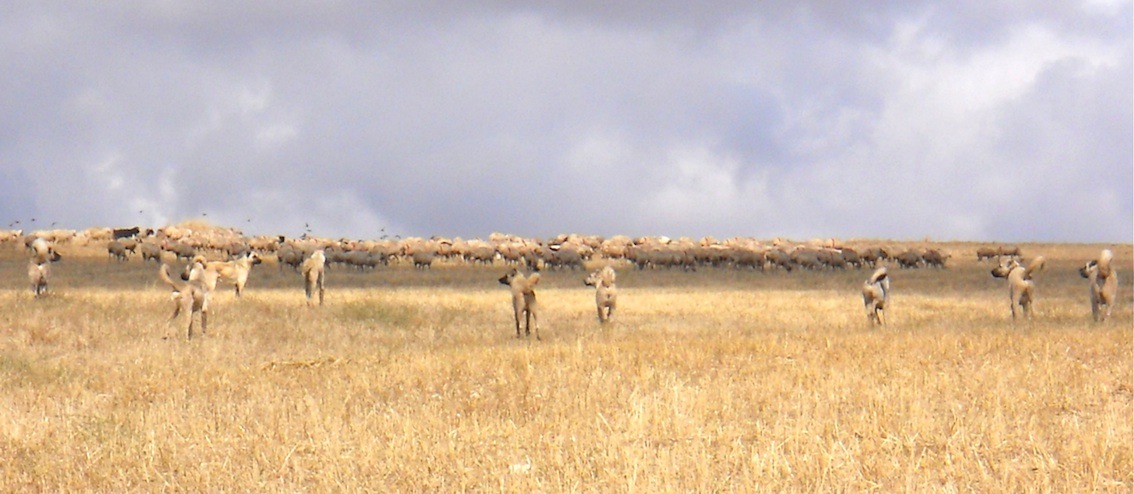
[0,240,1131,492]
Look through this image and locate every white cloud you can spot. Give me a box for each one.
[0,2,1129,241]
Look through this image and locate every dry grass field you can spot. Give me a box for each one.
[0,240,1131,492]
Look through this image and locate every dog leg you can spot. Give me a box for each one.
[318,273,325,306]
[183,298,195,339]
[529,308,540,340]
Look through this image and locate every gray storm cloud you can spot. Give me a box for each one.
[1,1,1130,242]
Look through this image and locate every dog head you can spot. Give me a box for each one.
[500,269,540,292]
[499,268,520,287]
[1080,260,1098,280]
[247,251,262,265]
[182,255,208,281]
[584,266,616,288]
[991,258,1019,279]
[186,260,209,284]
[583,271,599,287]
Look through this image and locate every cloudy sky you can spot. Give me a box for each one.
[1,1,1130,243]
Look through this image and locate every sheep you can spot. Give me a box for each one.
[466,244,497,265]
[249,235,283,253]
[224,241,252,259]
[412,250,436,270]
[276,245,305,272]
[163,240,197,261]
[694,246,729,268]
[840,248,863,269]
[991,255,1046,320]
[790,249,822,270]
[894,250,923,269]
[975,247,999,262]
[859,246,890,266]
[729,248,765,270]
[139,241,163,263]
[340,250,372,270]
[862,266,890,326]
[584,266,618,323]
[0,229,23,244]
[922,248,950,269]
[107,240,130,262]
[544,247,585,271]
[765,249,794,271]
[1080,249,1118,322]
[817,249,847,270]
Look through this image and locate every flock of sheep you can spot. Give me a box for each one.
[3,226,1121,339]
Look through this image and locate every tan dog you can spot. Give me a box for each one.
[27,238,61,297]
[159,262,210,339]
[1080,249,1118,322]
[499,268,541,339]
[187,252,263,297]
[301,250,326,306]
[28,260,51,297]
[991,256,1046,319]
[584,266,617,323]
[861,266,890,325]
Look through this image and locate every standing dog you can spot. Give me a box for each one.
[862,266,890,325]
[1080,249,1118,322]
[301,250,326,306]
[27,238,61,297]
[991,256,1046,319]
[187,252,263,297]
[584,266,618,323]
[499,268,541,339]
[159,261,210,339]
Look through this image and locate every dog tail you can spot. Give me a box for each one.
[601,266,616,286]
[1023,256,1046,280]
[526,272,541,288]
[160,263,188,292]
[867,266,888,285]
[1098,249,1114,278]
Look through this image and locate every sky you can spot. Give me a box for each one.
[1,1,1131,243]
